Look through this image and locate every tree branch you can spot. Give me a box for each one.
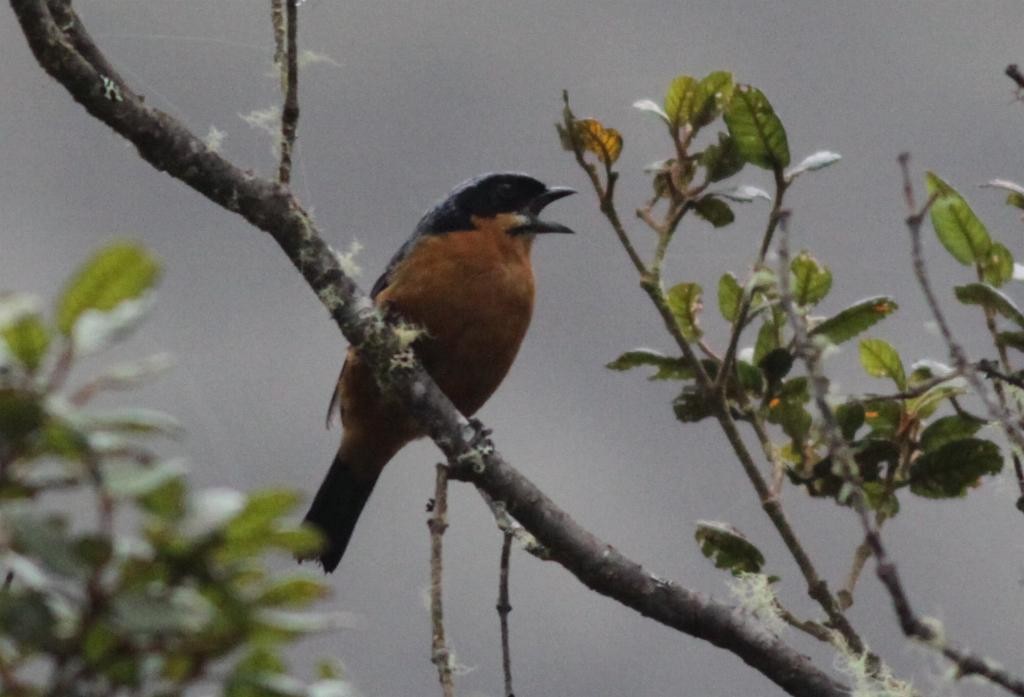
[497,531,514,697]
[428,464,455,697]
[9,4,850,694]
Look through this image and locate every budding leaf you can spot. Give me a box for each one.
[1,314,51,374]
[632,99,670,124]
[789,252,832,307]
[980,242,1014,287]
[784,150,841,181]
[717,273,743,322]
[666,282,703,341]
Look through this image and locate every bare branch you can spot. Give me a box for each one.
[497,532,514,697]
[862,525,1024,696]
[277,0,299,183]
[428,465,455,697]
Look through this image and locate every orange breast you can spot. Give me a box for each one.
[378,220,536,416]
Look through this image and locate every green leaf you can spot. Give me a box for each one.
[766,377,811,442]
[997,331,1024,352]
[789,252,832,307]
[693,196,735,228]
[1,314,51,373]
[753,316,780,365]
[810,296,898,344]
[835,402,865,440]
[4,508,87,578]
[666,282,703,341]
[102,458,188,499]
[56,242,161,336]
[859,338,906,390]
[701,132,744,182]
[112,587,212,634]
[717,273,743,322]
[736,360,764,396]
[664,75,699,129]
[758,348,793,384]
[225,490,301,544]
[862,400,902,438]
[692,71,735,129]
[981,242,1014,287]
[0,389,45,444]
[74,407,184,438]
[954,283,1024,328]
[909,438,1002,498]
[257,577,329,607]
[919,414,985,453]
[861,481,900,517]
[1007,192,1024,210]
[925,172,992,266]
[0,591,58,649]
[673,386,714,423]
[906,384,966,420]
[694,521,765,575]
[606,349,692,381]
[723,84,790,170]
[138,477,186,520]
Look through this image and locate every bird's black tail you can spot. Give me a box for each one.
[301,453,379,573]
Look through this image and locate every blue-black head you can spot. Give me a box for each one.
[416,172,575,236]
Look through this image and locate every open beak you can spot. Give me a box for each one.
[517,186,576,235]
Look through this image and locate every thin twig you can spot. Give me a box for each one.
[477,488,549,559]
[838,538,872,610]
[428,464,455,697]
[270,0,285,69]
[773,603,835,644]
[775,209,883,675]
[1006,64,1024,93]
[862,523,1024,695]
[718,168,788,394]
[277,0,299,184]
[497,532,514,697]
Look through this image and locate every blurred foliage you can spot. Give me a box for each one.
[562,71,1016,586]
[0,243,350,697]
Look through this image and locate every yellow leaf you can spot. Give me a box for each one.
[574,118,623,164]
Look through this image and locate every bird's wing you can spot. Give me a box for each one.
[327,231,427,426]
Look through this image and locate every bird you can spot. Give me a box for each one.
[301,172,575,572]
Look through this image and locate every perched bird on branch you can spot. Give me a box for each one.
[301,172,575,572]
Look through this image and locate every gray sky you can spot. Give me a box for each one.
[4,1,1024,695]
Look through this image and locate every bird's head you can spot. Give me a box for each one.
[417,172,575,237]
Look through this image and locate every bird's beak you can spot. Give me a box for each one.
[518,186,576,235]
